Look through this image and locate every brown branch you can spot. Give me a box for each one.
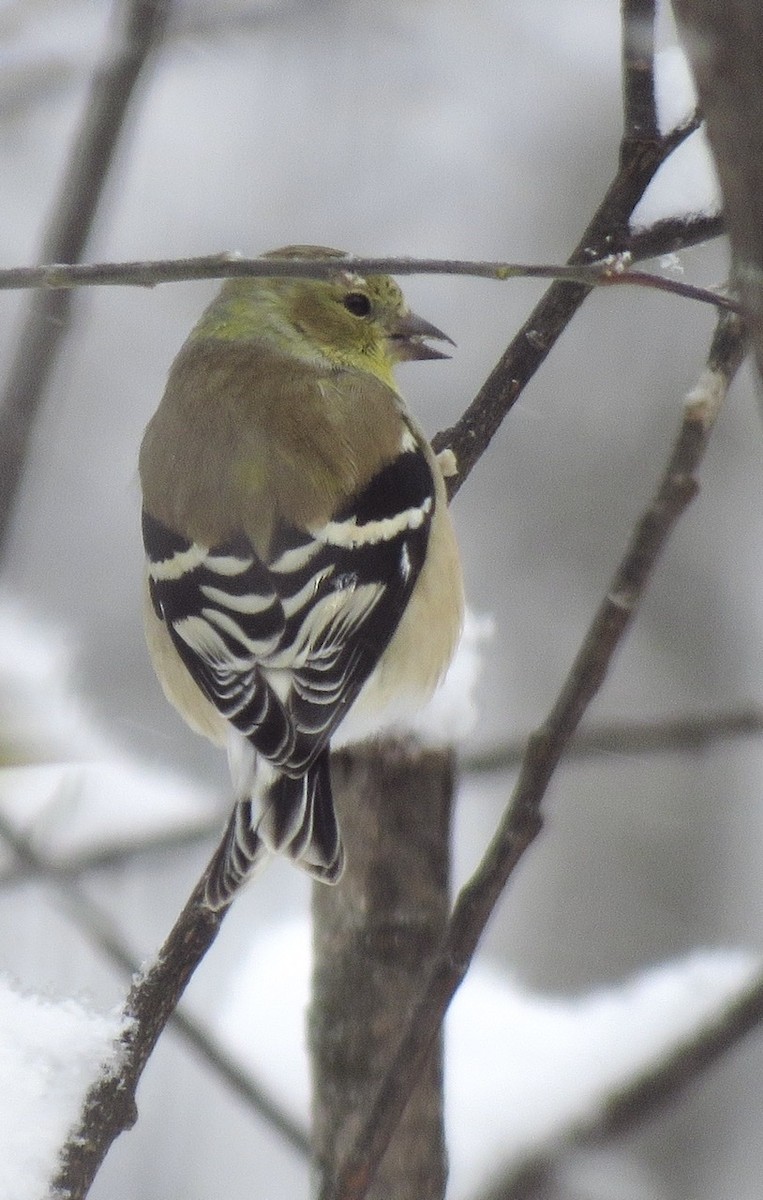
[627,212,724,260]
[0,0,172,553]
[462,705,763,775]
[0,254,730,303]
[319,308,747,1200]
[621,0,659,147]
[599,265,732,308]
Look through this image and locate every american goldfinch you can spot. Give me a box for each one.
[140,246,463,909]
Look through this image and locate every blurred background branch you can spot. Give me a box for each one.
[672,0,763,383]
[0,0,172,553]
[462,704,763,775]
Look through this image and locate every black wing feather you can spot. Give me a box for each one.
[143,446,434,897]
[143,447,434,771]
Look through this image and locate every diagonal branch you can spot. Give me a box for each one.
[628,212,724,260]
[434,108,703,496]
[320,310,747,1200]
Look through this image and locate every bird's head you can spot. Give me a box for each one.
[193,246,453,382]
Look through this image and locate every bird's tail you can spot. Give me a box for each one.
[203,749,344,910]
[203,799,269,910]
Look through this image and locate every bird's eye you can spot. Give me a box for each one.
[343,292,372,317]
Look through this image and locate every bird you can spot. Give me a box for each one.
[139,245,464,909]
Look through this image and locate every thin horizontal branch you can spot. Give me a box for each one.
[0,814,221,888]
[321,311,748,1200]
[462,705,763,775]
[0,253,735,313]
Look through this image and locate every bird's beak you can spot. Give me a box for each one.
[387,310,455,361]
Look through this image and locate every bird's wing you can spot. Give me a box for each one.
[142,439,435,776]
[142,510,295,763]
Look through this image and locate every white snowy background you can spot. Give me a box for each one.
[1,1,762,1197]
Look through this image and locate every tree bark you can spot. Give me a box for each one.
[672,1,763,371]
[310,741,454,1200]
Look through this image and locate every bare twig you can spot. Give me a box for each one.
[0,0,172,552]
[0,813,221,887]
[462,705,763,776]
[672,1,763,383]
[628,212,724,260]
[622,0,659,147]
[0,704,757,892]
[0,253,734,313]
[319,306,747,1200]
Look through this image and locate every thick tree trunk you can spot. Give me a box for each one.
[672,1,763,371]
[310,740,454,1200]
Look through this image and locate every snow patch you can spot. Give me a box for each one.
[0,977,123,1200]
[0,592,214,863]
[630,48,721,230]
